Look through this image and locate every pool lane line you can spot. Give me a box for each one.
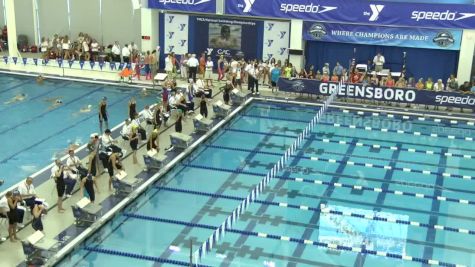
[204,143,475,184]
[0,79,32,94]
[251,101,475,125]
[249,104,475,132]
[83,246,208,267]
[154,185,475,237]
[0,86,105,136]
[0,89,134,164]
[226,126,475,154]
[183,158,475,208]
[241,114,473,142]
[122,213,466,267]
[316,137,474,159]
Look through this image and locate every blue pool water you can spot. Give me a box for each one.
[0,74,158,190]
[58,101,475,267]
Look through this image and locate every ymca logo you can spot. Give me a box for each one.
[168,46,175,52]
[179,40,187,47]
[279,48,287,55]
[243,0,256,13]
[206,48,214,55]
[267,23,274,31]
[369,4,384,21]
[168,15,175,23]
[279,31,287,39]
[179,24,186,31]
[267,40,274,47]
[168,32,175,39]
[267,54,273,60]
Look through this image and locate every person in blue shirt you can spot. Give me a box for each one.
[270,65,282,93]
[333,62,343,79]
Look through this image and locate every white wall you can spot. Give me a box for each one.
[102,0,141,47]
[289,19,304,70]
[140,8,159,53]
[37,0,69,41]
[0,0,5,27]
[457,29,475,83]
[14,0,35,46]
[69,0,101,42]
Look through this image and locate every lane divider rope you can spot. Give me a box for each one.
[124,213,466,267]
[154,186,475,236]
[193,83,340,264]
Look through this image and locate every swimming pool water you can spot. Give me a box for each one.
[0,74,158,190]
[58,101,475,267]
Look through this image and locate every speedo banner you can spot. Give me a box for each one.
[225,0,475,29]
[277,78,475,109]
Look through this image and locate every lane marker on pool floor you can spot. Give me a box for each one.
[123,213,467,267]
[204,143,475,182]
[154,186,475,236]
[241,114,472,142]
[184,160,475,208]
[84,246,208,267]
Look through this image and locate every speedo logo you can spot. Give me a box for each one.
[435,95,475,105]
[279,3,337,14]
[159,0,211,5]
[411,10,475,21]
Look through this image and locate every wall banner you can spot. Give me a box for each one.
[303,22,462,50]
[277,78,475,109]
[164,13,189,55]
[263,20,290,62]
[225,0,475,29]
[149,0,216,13]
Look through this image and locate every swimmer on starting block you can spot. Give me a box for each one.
[4,93,27,104]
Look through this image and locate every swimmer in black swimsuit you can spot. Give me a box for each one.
[99,97,109,132]
[81,173,98,203]
[129,126,139,164]
[128,97,137,120]
[52,160,66,213]
[48,98,63,110]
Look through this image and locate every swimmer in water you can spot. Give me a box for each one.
[4,93,27,104]
[46,98,63,110]
[140,88,149,98]
[73,105,92,116]
[36,75,45,84]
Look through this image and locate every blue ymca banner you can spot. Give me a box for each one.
[277,78,475,109]
[303,22,462,50]
[225,0,475,29]
[149,0,216,13]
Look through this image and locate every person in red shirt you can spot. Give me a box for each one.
[351,71,361,83]
[199,53,206,79]
[321,73,330,82]
[2,26,7,42]
[385,75,395,87]
[331,72,339,82]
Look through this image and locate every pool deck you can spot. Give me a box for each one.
[1,74,474,266]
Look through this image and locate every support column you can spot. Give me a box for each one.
[5,0,19,57]
[32,0,39,45]
[289,19,304,70]
[140,8,159,53]
[457,29,475,83]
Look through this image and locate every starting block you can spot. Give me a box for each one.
[170,132,192,149]
[230,89,248,105]
[143,151,167,171]
[212,100,231,118]
[193,114,213,133]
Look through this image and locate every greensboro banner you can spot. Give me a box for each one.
[277,78,475,109]
[303,22,462,50]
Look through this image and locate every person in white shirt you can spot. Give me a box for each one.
[165,54,174,77]
[62,35,71,60]
[120,119,132,140]
[82,39,90,61]
[112,41,121,62]
[373,52,385,72]
[247,62,260,95]
[51,159,77,202]
[205,56,214,87]
[168,92,177,108]
[433,79,445,91]
[187,54,199,82]
[102,129,117,148]
[66,149,87,179]
[143,105,154,126]
[90,39,99,61]
[40,37,49,53]
[18,177,37,208]
[121,44,130,63]
[129,42,138,55]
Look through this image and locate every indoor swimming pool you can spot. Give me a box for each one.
[57,101,475,267]
[0,73,158,190]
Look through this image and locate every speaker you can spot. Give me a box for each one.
[288,49,303,56]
